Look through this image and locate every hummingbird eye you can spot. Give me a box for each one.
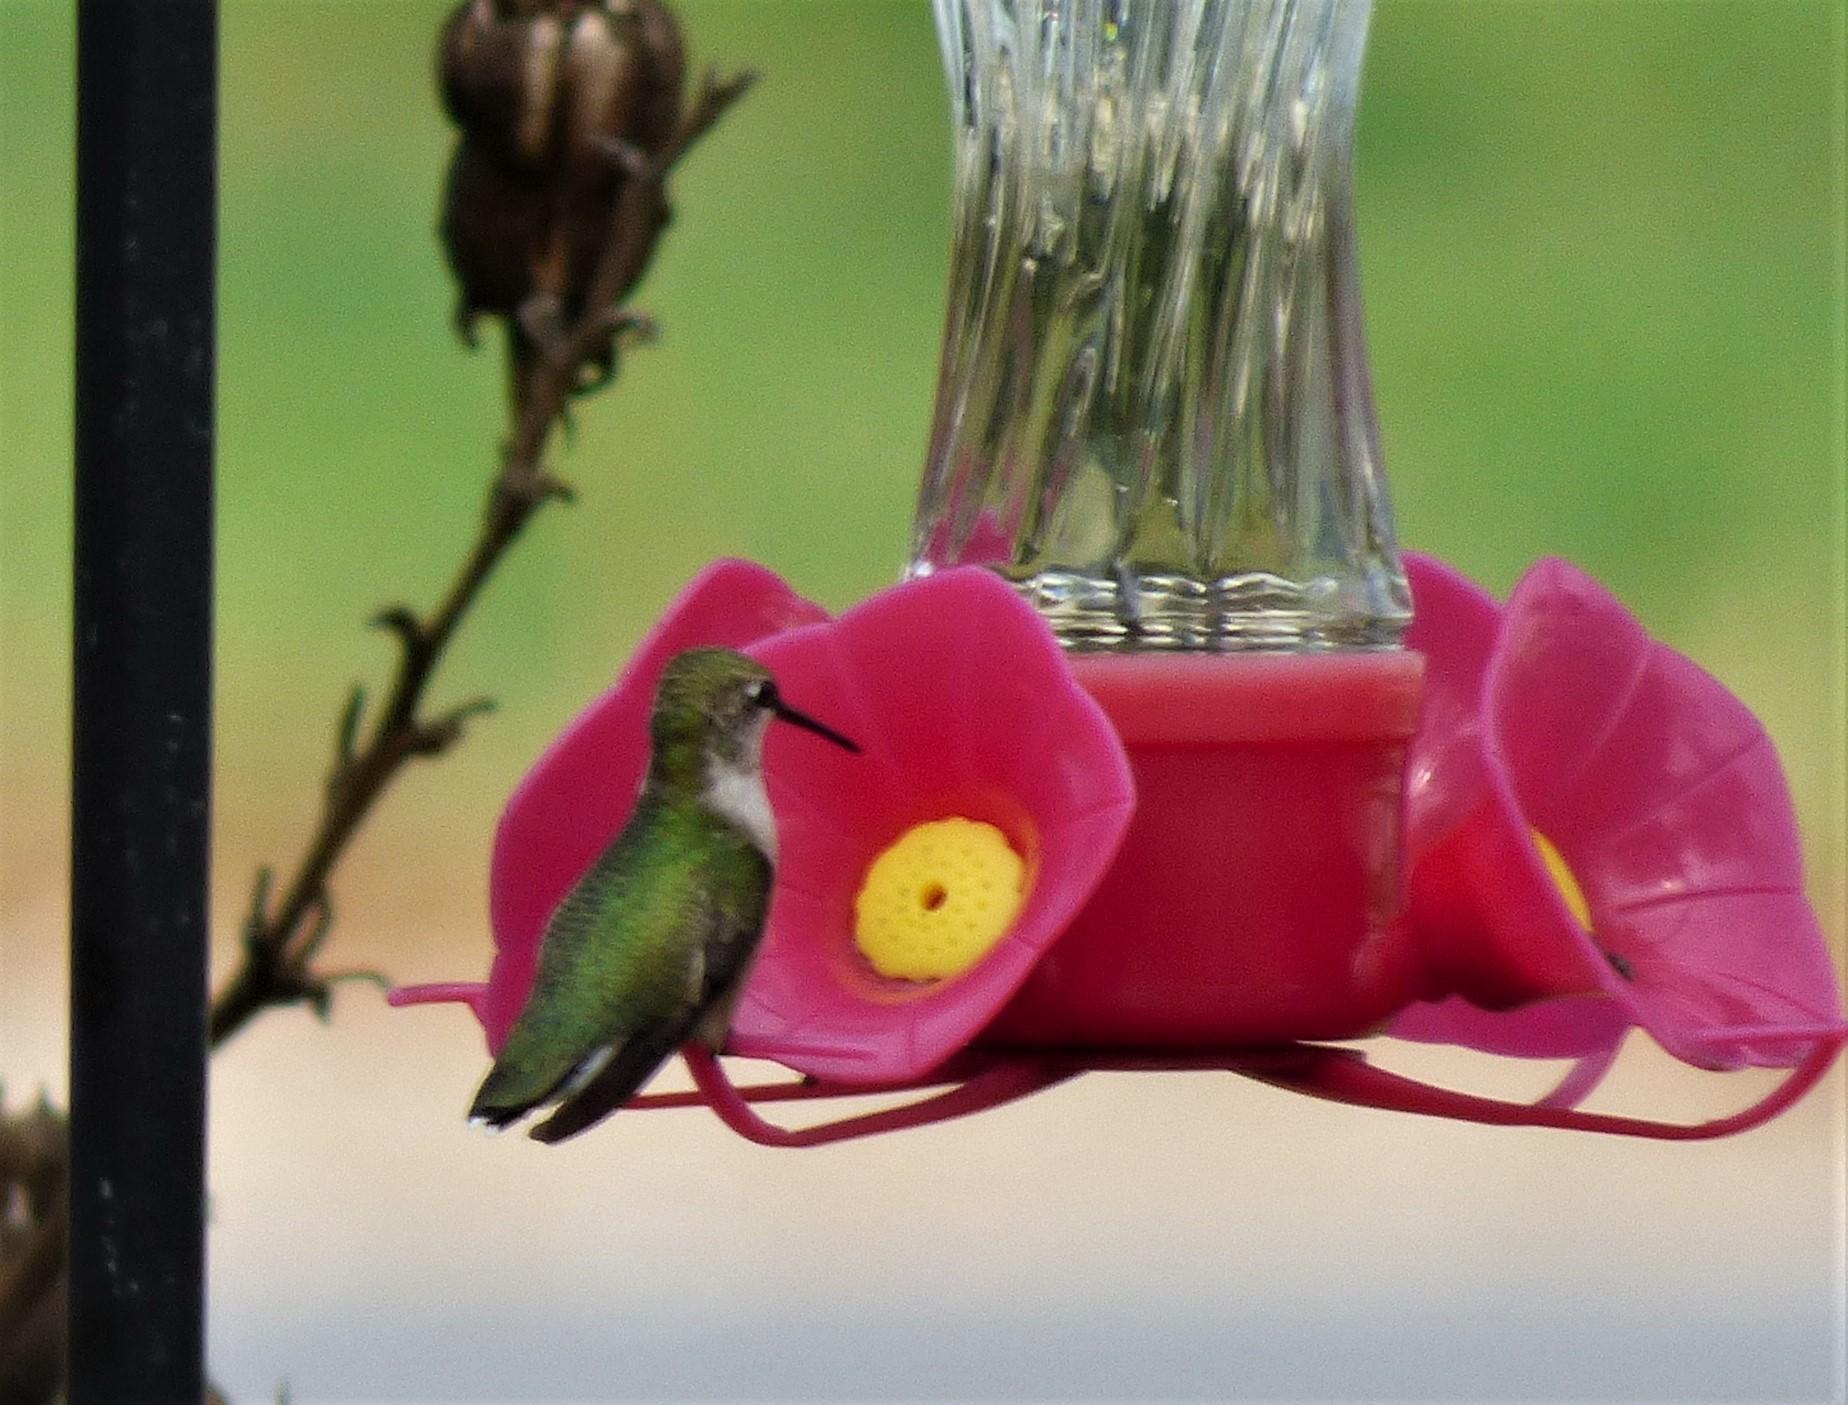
[748,680,775,708]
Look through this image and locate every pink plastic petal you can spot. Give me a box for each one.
[1480,559,1844,1069]
[1390,993,1630,1060]
[1390,554,1844,1077]
[390,560,828,1052]
[1400,552,1501,858]
[1388,554,1627,1061]
[730,568,1137,1083]
[1601,890,1840,1068]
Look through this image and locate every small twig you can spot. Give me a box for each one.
[208,69,755,1052]
[309,970,393,1024]
[332,685,365,771]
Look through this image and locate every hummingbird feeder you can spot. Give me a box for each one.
[393,0,1847,1145]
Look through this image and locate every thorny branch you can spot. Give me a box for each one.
[208,68,756,1050]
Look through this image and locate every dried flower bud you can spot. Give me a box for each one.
[560,0,685,166]
[439,141,551,336]
[437,0,569,169]
[437,0,687,381]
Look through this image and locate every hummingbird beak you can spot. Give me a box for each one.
[765,689,860,753]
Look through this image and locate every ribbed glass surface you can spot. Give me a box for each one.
[911,0,1411,650]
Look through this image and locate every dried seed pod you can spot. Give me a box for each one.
[439,140,551,341]
[436,0,688,393]
[536,0,685,303]
[437,0,569,169]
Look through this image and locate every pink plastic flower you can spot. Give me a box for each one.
[1391,553,1844,1072]
[393,561,1136,1093]
[731,568,1136,1083]
[389,558,829,1050]
[1388,554,1631,1076]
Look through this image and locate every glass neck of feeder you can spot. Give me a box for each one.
[911,0,1411,652]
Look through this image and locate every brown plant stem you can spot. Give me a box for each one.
[208,68,755,1052]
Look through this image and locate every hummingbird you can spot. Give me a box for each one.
[469,647,859,1144]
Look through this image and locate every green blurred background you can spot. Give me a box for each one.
[2,2,1843,1400]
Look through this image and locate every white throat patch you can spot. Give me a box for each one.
[702,758,777,860]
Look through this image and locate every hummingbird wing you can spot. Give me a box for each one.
[469,796,772,1140]
[526,863,771,1145]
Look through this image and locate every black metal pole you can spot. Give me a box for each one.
[69,0,216,1398]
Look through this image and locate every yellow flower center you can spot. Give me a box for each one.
[853,818,1027,981]
[1532,830,1592,931]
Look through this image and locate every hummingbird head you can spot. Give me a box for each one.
[648,649,859,786]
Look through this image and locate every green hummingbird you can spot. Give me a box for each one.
[469,647,859,1143]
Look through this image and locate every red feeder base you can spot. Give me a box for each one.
[986,650,1427,1048]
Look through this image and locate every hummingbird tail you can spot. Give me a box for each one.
[528,1024,692,1145]
[468,1045,589,1130]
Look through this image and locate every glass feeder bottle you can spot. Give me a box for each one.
[913,0,1428,1046]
